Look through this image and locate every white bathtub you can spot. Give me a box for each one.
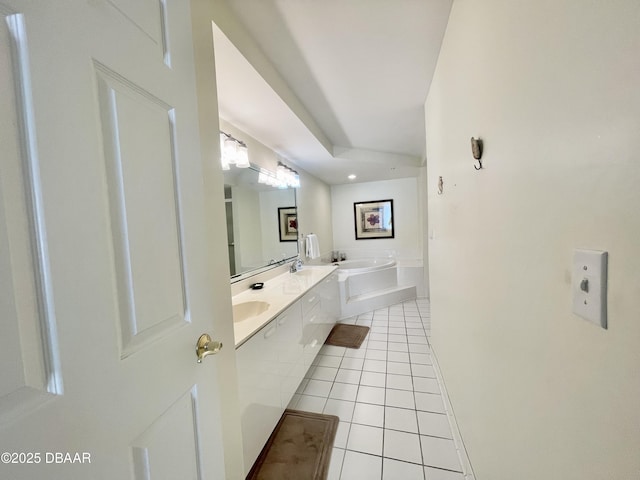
[335,257,416,317]
[334,258,396,274]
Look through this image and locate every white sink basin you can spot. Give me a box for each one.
[233,301,270,323]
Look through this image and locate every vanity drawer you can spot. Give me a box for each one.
[300,290,320,317]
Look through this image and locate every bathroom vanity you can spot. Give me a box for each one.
[233,265,338,473]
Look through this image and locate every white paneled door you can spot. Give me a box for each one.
[1,2,226,479]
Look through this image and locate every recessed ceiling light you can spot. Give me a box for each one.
[348,174,356,180]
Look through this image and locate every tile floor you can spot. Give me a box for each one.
[288,298,470,480]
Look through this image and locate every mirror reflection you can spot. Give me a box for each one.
[224,165,298,279]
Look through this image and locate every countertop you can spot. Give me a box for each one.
[233,265,338,348]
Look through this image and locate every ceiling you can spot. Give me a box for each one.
[213,0,452,185]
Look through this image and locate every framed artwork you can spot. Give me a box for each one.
[278,207,298,242]
[353,199,394,240]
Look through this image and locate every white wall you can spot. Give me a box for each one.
[296,168,334,262]
[331,177,423,262]
[425,1,640,479]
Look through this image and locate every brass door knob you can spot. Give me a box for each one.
[196,333,223,363]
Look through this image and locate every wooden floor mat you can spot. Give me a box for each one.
[247,409,339,480]
[324,324,370,349]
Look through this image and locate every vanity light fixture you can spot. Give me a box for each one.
[219,131,250,169]
[258,161,300,189]
[348,174,356,180]
[276,161,300,188]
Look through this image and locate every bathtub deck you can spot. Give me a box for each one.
[340,285,416,319]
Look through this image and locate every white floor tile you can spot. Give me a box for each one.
[388,342,409,353]
[388,334,408,343]
[369,333,388,342]
[413,376,441,394]
[386,373,414,391]
[334,422,351,449]
[405,321,424,328]
[384,406,418,433]
[415,393,445,414]
[387,351,411,363]
[360,371,386,388]
[408,343,431,354]
[315,354,344,368]
[294,300,471,480]
[341,357,365,370]
[352,402,385,428]
[344,347,366,359]
[335,368,362,385]
[423,467,465,480]
[383,429,423,464]
[368,340,388,350]
[408,335,429,345]
[346,423,384,456]
[356,385,386,405]
[383,458,425,480]
[406,328,426,336]
[304,379,333,397]
[295,394,327,413]
[420,435,462,472]
[385,388,416,409]
[340,450,382,480]
[365,349,387,361]
[410,353,433,365]
[388,327,406,335]
[324,399,356,422]
[311,366,339,381]
[363,359,387,373]
[387,361,412,376]
[330,382,359,402]
[417,411,453,439]
[328,448,345,480]
[412,364,437,378]
[320,345,348,357]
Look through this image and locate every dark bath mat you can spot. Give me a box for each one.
[324,324,370,349]
[246,409,339,480]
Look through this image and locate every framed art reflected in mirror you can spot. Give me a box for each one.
[278,207,297,242]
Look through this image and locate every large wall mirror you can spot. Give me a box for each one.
[224,165,298,280]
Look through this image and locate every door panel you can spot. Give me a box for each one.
[0,6,59,425]
[106,0,167,62]
[95,64,188,357]
[131,388,202,480]
[0,2,229,478]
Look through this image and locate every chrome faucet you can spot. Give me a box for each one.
[289,261,298,273]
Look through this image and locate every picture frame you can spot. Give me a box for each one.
[353,199,394,240]
[278,207,298,242]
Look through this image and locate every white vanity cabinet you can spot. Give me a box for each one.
[236,303,302,472]
[302,272,340,366]
[235,270,338,474]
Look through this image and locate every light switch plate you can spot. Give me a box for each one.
[572,249,608,329]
